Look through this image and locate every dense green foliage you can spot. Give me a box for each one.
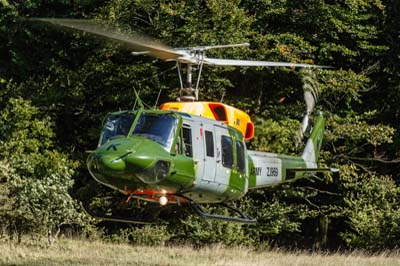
[1,0,399,250]
[0,97,88,243]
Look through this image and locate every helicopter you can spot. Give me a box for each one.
[32,18,335,224]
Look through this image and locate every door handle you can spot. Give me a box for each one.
[216,148,221,163]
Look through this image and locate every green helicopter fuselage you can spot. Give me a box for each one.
[87,108,325,205]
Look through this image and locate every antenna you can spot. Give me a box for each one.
[220,90,225,102]
[154,88,162,109]
[133,89,143,110]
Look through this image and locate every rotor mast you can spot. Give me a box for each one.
[178,43,250,102]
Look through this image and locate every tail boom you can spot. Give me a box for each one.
[247,151,311,189]
[247,112,326,190]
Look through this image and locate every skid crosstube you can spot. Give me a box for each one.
[177,194,257,224]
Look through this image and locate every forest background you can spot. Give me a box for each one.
[0,0,399,251]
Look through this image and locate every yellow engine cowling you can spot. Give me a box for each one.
[160,101,254,140]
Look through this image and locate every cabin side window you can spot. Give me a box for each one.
[236,140,246,173]
[182,125,193,157]
[221,135,233,168]
[205,130,214,157]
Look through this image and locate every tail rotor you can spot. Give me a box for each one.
[296,70,320,145]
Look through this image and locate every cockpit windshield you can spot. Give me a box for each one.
[100,112,136,145]
[132,113,177,151]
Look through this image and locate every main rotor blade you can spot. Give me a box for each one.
[30,18,186,61]
[30,18,331,68]
[203,58,331,68]
[179,43,250,52]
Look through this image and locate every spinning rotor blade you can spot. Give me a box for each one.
[302,75,319,114]
[296,71,320,145]
[181,43,250,52]
[30,18,186,61]
[31,18,331,69]
[203,58,329,68]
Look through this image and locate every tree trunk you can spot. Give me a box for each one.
[313,215,329,250]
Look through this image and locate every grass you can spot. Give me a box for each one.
[1,238,400,266]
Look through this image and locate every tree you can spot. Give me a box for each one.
[0,96,88,243]
[1,0,400,250]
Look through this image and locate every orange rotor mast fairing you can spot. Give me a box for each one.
[160,101,254,140]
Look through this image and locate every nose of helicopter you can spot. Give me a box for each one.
[87,136,172,187]
[99,154,127,171]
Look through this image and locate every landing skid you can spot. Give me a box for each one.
[84,195,257,224]
[89,213,155,224]
[86,209,157,224]
[83,201,159,224]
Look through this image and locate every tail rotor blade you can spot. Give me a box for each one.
[296,70,320,145]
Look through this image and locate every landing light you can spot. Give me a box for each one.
[159,196,168,206]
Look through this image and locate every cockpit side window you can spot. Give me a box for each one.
[100,113,136,145]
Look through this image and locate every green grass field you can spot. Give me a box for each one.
[1,239,400,266]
